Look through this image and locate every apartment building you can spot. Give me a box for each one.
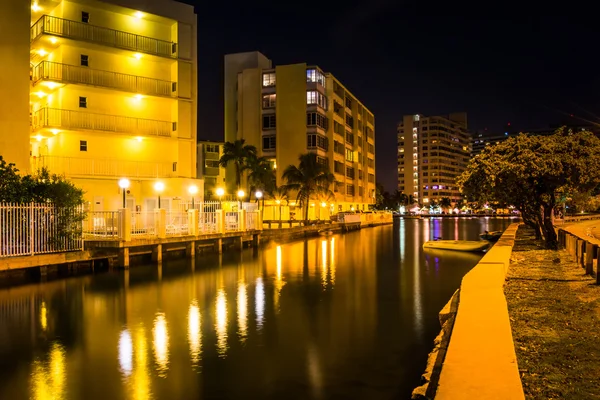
[0,0,198,211]
[224,51,376,212]
[197,141,226,198]
[397,113,470,204]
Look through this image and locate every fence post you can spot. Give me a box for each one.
[156,208,166,239]
[256,210,263,231]
[30,202,35,256]
[188,209,198,236]
[585,242,596,275]
[216,209,225,234]
[239,209,246,231]
[120,208,132,242]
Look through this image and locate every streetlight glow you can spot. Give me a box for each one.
[188,184,198,209]
[215,187,225,197]
[255,191,263,199]
[154,182,165,209]
[237,190,245,199]
[118,178,130,208]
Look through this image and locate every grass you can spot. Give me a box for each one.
[505,226,600,400]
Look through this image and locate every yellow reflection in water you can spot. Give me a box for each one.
[31,342,66,400]
[130,325,152,400]
[330,238,336,285]
[237,282,248,342]
[188,300,202,365]
[255,277,265,329]
[321,240,328,287]
[274,246,286,312]
[40,301,47,331]
[152,313,169,377]
[119,329,133,377]
[215,288,228,357]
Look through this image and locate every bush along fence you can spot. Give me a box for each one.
[0,203,84,258]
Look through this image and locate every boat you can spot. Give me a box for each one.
[479,231,503,241]
[318,229,333,236]
[423,240,489,252]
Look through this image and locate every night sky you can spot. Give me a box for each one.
[184,0,600,191]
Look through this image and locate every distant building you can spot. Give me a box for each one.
[0,0,199,211]
[224,51,376,212]
[397,113,470,204]
[197,141,225,197]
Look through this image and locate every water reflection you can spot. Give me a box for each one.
[215,288,228,357]
[40,301,47,331]
[255,277,265,329]
[131,326,152,400]
[188,300,202,365]
[152,313,169,377]
[321,240,328,288]
[330,238,336,285]
[31,342,66,400]
[119,329,133,377]
[237,282,248,342]
[274,246,285,312]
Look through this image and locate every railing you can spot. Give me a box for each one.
[246,211,259,230]
[199,212,219,234]
[33,61,176,97]
[31,15,177,58]
[131,211,156,237]
[83,211,120,238]
[166,211,188,236]
[32,108,173,137]
[225,212,240,231]
[0,203,83,258]
[35,155,175,178]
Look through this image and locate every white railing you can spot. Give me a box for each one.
[199,212,218,234]
[225,212,240,231]
[246,211,259,230]
[131,211,156,237]
[166,211,188,236]
[83,211,120,238]
[0,203,83,258]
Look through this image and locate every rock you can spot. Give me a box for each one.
[553,258,561,264]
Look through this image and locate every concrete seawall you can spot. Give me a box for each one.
[413,223,525,399]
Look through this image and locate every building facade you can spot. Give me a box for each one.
[0,0,198,211]
[397,113,470,204]
[224,51,376,212]
[197,141,226,198]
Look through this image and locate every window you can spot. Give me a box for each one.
[262,114,276,129]
[317,156,328,166]
[368,173,375,183]
[306,90,327,110]
[79,96,87,108]
[358,169,363,180]
[306,112,328,130]
[334,161,344,174]
[345,131,354,145]
[333,140,344,155]
[368,143,374,154]
[205,160,220,168]
[306,68,326,86]
[345,96,353,109]
[262,94,276,108]
[205,144,219,153]
[345,148,354,162]
[172,82,177,92]
[333,101,343,116]
[173,162,177,172]
[262,72,276,87]
[263,135,276,151]
[346,184,355,196]
[80,54,89,67]
[80,140,87,151]
[81,11,90,23]
[346,166,355,179]
[359,187,364,196]
[334,121,344,135]
[367,158,374,168]
[307,134,328,150]
[345,113,354,128]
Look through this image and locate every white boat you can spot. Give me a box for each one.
[423,240,489,252]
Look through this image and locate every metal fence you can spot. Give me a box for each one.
[246,211,259,230]
[1,203,84,258]
[83,211,120,238]
[131,211,156,237]
[166,211,188,236]
[199,212,219,234]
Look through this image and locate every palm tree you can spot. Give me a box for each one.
[218,139,257,190]
[268,186,288,227]
[282,153,335,224]
[440,197,452,213]
[245,154,276,200]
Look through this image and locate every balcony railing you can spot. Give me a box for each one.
[34,155,175,178]
[31,15,177,58]
[33,61,176,97]
[32,108,173,137]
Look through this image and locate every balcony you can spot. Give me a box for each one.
[33,155,175,178]
[32,108,173,137]
[33,61,176,98]
[31,15,177,59]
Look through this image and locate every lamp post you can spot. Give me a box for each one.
[255,190,263,211]
[215,187,224,209]
[118,178,130,208]
[188,184,198,209]
[154,181,165,209]
[237,189,245,211]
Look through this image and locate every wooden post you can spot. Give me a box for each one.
[578,239,585,267]
[152,244,162,263]
[252,233,260,247]
[597,246,600,285]
[118,248,130,269]
[186,241,196,257]
[584,242,596,275]
[214,238,223,254]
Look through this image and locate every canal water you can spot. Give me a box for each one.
[0,217,516,400]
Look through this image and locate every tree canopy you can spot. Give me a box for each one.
[458,129,600,249]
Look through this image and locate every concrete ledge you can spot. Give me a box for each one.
[435,222,525,400]
[0,251,92,271]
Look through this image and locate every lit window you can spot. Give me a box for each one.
[262,94,276,108]
[306,90,327,109]
[262,72,276,87]
[345,148,354,162]
[205,160,220,168]
[306,68,326,86]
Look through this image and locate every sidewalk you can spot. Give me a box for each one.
[505,226,600,400]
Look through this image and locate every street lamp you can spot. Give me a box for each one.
[215,187,225,209]
[188,184,198,209]
[118,178,130,208]
[237,189,245,211]
[154,181,165,209]
[255,190,263,200]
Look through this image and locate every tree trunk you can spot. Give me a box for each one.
[235,164,241,188]
[304,202,310,226]
[540,205,558,249]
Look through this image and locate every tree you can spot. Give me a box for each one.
[439,197,452,213]
[245,154,276,199]
[218,139,257,190]
[282,153,335,224]
[268,186,288,226]
[0,156,28,202]
[458,129,600,249]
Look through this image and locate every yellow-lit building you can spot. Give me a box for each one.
[196,140,226,198]
[397,113,470,204]
[224,51,376,213]
[0,0,198,211]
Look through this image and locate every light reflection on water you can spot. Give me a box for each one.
[0,218,516,400]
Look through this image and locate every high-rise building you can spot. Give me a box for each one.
[0,0,198,211]
[224,51,376,212]
[397,113,470,204]
[197,141,226,198]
